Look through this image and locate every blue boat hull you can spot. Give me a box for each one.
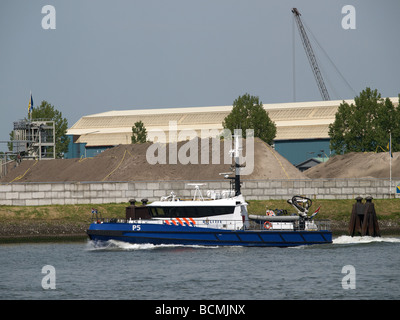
[87,222,332,247]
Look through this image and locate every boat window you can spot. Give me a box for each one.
[150,208,157,216]
[150,206,235,218]
[156,207,165,216]
[169,207,177,217]
[182,206,196,217]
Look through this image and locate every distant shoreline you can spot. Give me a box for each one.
[0,234,87,244]
[1,200,399,244]
[0,220,88,244]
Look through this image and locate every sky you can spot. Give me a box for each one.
[1,0,399,152]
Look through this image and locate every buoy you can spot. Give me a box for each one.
[263,221,272,230]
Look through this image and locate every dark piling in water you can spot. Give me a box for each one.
[348,196,380,237]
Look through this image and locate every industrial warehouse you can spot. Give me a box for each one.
[65,99,345,166]
[65,98,398,167]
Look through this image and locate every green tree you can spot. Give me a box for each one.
[131,121,147,143]
[329,88,400,154]
[222,93,276,144]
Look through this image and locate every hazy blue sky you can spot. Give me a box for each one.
[1,0,399,152]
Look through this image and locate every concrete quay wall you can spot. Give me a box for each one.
[1,179,399,206]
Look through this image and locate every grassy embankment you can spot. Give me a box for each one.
[0,199,399,243]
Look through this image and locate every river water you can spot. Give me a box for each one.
[1,236,399,300]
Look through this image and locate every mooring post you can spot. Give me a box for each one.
[349,196,364,236]
[361,196,380,237]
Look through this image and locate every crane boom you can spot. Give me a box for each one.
[292,8,330,101]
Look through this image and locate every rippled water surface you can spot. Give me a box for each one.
[1,236,399,300]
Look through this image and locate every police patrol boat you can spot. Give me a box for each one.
[87,136,332,247]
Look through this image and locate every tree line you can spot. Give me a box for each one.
[218,88,400,156]
[10,87,399,159]
[90,88,400,156]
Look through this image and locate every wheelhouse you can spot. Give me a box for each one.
[148,205,236,218]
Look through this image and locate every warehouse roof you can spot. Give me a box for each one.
[67,98,398,146]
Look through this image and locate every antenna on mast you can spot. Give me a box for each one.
[228,133,242,196]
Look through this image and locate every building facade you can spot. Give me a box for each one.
[65,98,398,165]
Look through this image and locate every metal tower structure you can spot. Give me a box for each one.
[292,8,330,101]
[12,119,56,160]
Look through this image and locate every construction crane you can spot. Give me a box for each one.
[292,8,330,101]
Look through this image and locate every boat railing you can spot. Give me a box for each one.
[313,219,331,231]
[249,219,331,231]
[91,218,124,224]
[91,217,245,230]
[91,217,331,231]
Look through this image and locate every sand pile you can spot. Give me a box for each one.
[305,152,400,179]
[1,138,306,183]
